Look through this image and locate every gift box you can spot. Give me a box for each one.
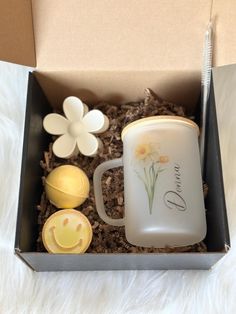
[0,0,232,271]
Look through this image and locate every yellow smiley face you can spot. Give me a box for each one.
[42,209,92,254]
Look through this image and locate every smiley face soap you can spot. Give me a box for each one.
[42,209,93,253]
[45,165,90,208]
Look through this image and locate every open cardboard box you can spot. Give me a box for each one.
[0,0,232,271]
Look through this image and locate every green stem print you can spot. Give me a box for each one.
[134,143,169,214]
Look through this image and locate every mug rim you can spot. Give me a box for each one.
[121,115,199,140]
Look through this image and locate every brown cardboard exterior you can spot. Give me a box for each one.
[0,0,35,66]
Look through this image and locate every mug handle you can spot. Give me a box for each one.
[93,158,125,226]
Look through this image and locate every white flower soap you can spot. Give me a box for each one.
[45,165,90,208]
[43,96,109,158]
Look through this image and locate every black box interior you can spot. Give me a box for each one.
[14,73,230,271]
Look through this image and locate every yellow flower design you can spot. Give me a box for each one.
[135,144,151,160]
[134,142,169,214]
[159,155,169,163]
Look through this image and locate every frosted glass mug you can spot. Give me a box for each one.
[93,116,207,248]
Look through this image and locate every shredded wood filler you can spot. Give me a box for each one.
[37,89,207,253]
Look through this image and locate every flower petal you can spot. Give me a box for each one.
[82,110,109,133]
[96,137,104,151]
[43,114,69,135]
[83,103,89,115]
[77,133,99,156]
[52,134,76,158]
[98,114,109,133]
[63,96,85,122]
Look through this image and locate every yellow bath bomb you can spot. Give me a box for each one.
[45,165,90,208]
[42,209,93,254]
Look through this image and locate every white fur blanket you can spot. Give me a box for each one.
[0,61,235,314]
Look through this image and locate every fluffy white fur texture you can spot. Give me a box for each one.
[0,61,235,314]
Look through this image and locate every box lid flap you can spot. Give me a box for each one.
[32,0,213,71]
[2,1,236,71]
[31,0,236,72]
[0,0,35,66]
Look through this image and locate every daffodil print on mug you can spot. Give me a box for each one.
[134,142,169,214]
